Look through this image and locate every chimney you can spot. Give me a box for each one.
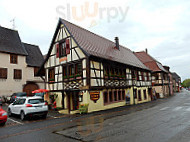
[115,37,119,50]
[145,48,148,53]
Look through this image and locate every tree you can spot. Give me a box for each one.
[182,79,190,88]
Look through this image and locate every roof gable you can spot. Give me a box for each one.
[135,51,167,72]
[23,43,44,67]
[60,19,149,70]
[0,26,28,55]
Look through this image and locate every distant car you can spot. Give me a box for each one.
[8,96,48,121]
[10,92,27,103]
[0,108,7,126]
[34,93,44,99]
[0,97,2,106]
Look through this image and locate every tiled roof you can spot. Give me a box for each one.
[172,72,181,82]
[0,26,28,55]
[135,51,167,72]
[23,43,44,67]
[60,19,149,70]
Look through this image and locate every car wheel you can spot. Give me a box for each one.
[20,111,25,121]
[42,114,47,119]
[8,108,12,117]
[0,122,6,126]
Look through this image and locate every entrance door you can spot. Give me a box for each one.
[148,88,153,100]
[67,91,79,113]
[23,83,39,96]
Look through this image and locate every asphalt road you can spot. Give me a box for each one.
[1,89,190,142]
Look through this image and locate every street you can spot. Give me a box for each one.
[1,89,190,142]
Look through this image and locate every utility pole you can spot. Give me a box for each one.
[10,18,16,30]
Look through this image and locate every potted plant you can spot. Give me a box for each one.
[79,104,89,114]
[69,75,74,80]
[63,76,68,81]
[75,74,82,79]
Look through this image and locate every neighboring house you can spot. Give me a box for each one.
[163,66,174,96]
[135,50,169,98]
[38,18,152,114]
[0,26,44,96]
[172,72,181,92]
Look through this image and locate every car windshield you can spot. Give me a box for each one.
[28,99,44,104]
[17,93,27,97]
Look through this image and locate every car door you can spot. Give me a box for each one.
[14,99,26,114]
[11,100,20,114]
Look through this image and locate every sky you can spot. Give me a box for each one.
[0,0,189,81]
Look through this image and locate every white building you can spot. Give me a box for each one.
[0,26,44,96]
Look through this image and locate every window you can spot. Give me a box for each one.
[132,70,135,80]
[34,67,39,76]
[114,91,117,101]
[14,69,22,79]
[59,41,66,57]
[147,72,149,81]
[143,90,147,100]
[122,90,125,100]
[48,68,55,81]
[134,89,137,99]
[63,66,67,78]
[10,54,18,64]
[75,63,82,75]
[104,92,108,103]
[109,91,113,102]
[138,90,142,101]
[136,71,139,81]
[69,65,75,76]
[141,72,144,81]
[0,68,7,79]
[118,90,121,100]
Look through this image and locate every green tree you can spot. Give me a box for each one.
[182,79,190,88]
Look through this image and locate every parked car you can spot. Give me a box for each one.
[8,96,48,121]
[10,92,27,103]
[0,108,7,126]
[0,97,2,106]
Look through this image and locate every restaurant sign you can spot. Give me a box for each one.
[90,91,100,103]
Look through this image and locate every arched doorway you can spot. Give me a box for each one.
[23,83,39,96]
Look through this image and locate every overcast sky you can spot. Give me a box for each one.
[0,0,189,81]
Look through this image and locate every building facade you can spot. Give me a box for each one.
[0,26,44,96]
[39,19,152,114]
[135,50,170,98]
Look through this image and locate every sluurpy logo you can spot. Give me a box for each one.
[56,2,129,28]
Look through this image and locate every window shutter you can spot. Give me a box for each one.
[66,39,70,55]
[56,44,59,58]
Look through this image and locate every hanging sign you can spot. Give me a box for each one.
[90,91,100,103]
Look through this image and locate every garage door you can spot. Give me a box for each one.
[23,83,39,96]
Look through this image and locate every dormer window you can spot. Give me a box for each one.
[10,54,18,64]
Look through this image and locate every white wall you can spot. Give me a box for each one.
[0,52,44,96]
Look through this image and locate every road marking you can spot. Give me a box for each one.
[173,107,183,111]
[160,107,170,111]
[8,118,24,125]
[47,115,58,119]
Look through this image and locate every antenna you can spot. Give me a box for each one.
[10,18,16,30]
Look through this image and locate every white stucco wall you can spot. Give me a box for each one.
[0,52,44,96]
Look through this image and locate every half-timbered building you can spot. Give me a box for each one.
[39,19,152,114]
[135,50,170,98]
